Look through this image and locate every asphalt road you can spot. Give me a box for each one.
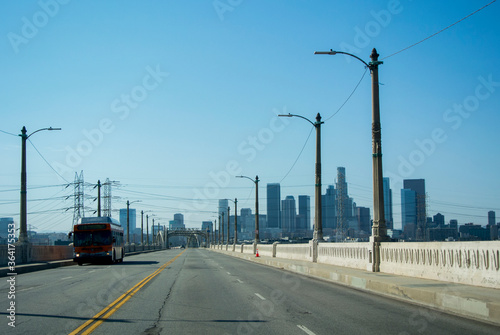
[0,248,498,334]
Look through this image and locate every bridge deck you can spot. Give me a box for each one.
[210,247,500,326]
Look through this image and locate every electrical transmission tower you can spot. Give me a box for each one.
[72,171,85,225]
[102,178,112,217]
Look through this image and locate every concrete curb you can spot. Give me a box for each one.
[0,248,167,277]
[0,259,75,277]
[209,248,500,326]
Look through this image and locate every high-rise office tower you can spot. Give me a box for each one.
[267,183,281,229]
[322,185,336,230]
[281,196,296,234]
[297,195,311,231]
[174,213,184,226]
[488,211,496,226]
[401,188,417,240]
[357,207,371,233]
[383,177,393,230]
[403,179,426,240]
[119,208,136,230]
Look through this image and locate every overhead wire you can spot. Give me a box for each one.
[279,68,369,183]
[382,0,497,60]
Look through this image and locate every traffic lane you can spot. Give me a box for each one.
[207,250,500,335]
[90,248,189,334]
[0,249,183,334]
[93,248,298,335]
[157,249,299,335]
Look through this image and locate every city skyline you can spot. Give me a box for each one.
[1,1,499,233]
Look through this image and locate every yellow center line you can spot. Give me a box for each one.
[69,250,185,335]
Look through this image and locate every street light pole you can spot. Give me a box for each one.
[126,200,141,244]
[314,48,388,271]
[221,211,225,249]
[141,210,144,246]
[218,214,221,248]
[227,206,230,250]
[278,114,324,241]
[234,198,238,248]
[19,126,61,245]
[236,175,259,251]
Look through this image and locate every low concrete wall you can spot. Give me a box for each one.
[30,245,73,262]
[212,240,500,289]
[0,244,73,266]
[275,243,312,261]
[380,241,500,289]
[318,242,372,271]
[0,243,167,266]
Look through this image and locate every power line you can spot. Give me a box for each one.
[324,68,368,122]
[383,0,497,60]
[0,129,18,137]
[280,127,314,183]
[28,139,70,183]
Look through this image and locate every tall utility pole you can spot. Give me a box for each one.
[314,48,389,271]
[97,180,101,217]
[19,126,61,246]
[221,212,225,249]
[126,200,130,243]
[146,215,150,245]
[227,206,230,250]
[234,198,238,247]
[152,218,155,245]
[237,175,260,250]
[278,114,324,241]
[141,210,144,246]
[218,215,221,247]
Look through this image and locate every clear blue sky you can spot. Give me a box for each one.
[1,0,499,233]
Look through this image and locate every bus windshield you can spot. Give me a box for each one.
[74,231,112,247]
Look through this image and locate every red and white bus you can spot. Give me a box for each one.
[71,217,124,265]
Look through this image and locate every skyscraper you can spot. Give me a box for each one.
[357,207,371,234]
[488,211,496,226]
[322,185,336,230]
[401,188,417,240]
[383,177,393,230]
[403,179,426,240]
[120,208,136,242]
[281,196,296,234]
[297,195,311,231]
[267,183,281,229]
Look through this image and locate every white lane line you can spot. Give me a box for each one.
[237,279,244,284]
[17,287,34,293]
[227,272,231,275]
[254,293,266,300]
[297,325,316,335]
[61,276,73,280]
[88,270,96,273]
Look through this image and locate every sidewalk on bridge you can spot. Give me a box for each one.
[209,248,500,326]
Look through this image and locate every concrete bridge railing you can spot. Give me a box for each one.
[212,240,500,289]
[379,241,499,288]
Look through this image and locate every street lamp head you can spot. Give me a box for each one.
[278,113,292,117]
[48,127,62,131]
[314,49,337,55]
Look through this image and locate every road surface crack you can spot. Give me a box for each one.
[142,266,181,334]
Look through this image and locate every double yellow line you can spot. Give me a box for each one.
[70,250,185,335]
